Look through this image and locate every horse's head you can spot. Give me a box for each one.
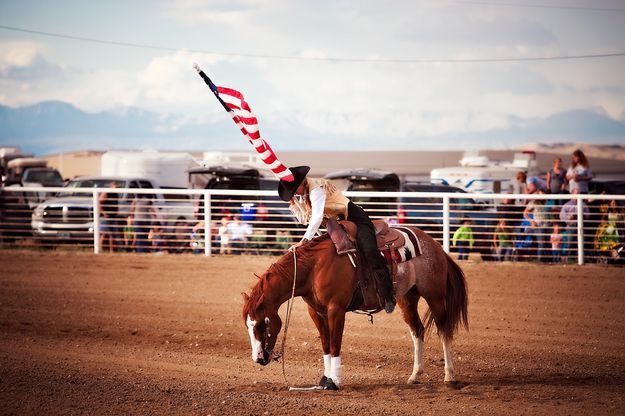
[242,277,282,366]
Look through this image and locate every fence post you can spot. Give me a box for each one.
[93,190,100,254]
[443,196,450,253]
[203,192,211,257]
[576,197,584,265]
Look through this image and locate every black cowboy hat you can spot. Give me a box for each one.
[278,166,310,201]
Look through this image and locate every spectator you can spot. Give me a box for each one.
[550,223,564,263]
[546,157,568,194]
[566,149,593,194]
[493,218,513,262]
[452,218,474,261]
[190,220,207,254]
[559,190,590,260]
[594,200,624,255]
[130,194,156,253]
[218,217,231,254]
[514,171,528,195]
[123,215,135,252]
[526,176,548,194]
[523,192,549,262]
[148,224,166,253]
[226,215,253,254]
[249,229,269,255]
[98,181,118,253]
[274,230,291,255]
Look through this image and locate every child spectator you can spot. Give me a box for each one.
[123,215,135,252]
[148,224,166,253]
[493,218,513,261]
[452,218,474,261]
[218,217,231,254]
[550,223,564,263]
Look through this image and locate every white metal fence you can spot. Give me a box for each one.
[1,186,624,265]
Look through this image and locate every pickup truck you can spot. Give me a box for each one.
[30,176,195,249]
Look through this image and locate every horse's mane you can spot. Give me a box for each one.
[242,235,333,322]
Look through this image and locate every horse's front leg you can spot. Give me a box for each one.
[307,306,331,385]
[325,305,347,389]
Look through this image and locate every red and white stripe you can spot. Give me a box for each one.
[217,86,294,182]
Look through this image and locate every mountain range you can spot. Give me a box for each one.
[1,101,624,155]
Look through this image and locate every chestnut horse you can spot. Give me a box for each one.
[242,226,468,390]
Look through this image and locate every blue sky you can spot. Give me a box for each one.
[1,0,625,153]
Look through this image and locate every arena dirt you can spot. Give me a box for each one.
[1,250,624,415]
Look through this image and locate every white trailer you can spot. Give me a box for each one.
[101,151,199,188]
[430,151,542,194]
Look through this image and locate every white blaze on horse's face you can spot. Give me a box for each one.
[246,315,264,363]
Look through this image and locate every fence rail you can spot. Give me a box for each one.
[1,186,624,265]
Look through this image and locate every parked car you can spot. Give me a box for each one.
[30,176,194,249]
[324,169,401,219]
[1,157,64,243]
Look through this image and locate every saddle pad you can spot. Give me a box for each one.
[382,226,423,264]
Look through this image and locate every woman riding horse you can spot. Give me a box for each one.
[277,165,396,313]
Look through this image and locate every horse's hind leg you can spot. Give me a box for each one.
[428,301,456,383]
[399,288,425,384]
[442,337,456,383]
[307,306,331,383]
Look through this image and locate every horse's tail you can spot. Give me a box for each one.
[425,253,469,341]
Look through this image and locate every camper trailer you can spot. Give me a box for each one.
[430,151,542,194]
[100,151,199,189]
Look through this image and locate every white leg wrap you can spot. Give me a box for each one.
[442,338,456,382]
[408,331,424,383]
[323,354,331,378]
[330,356,342,387]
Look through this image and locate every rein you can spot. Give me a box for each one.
[277,249,298,388]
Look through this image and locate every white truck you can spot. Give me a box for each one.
[31,176,195,249]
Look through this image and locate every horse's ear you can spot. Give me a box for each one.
[254,273,261,280]
[241,292,250,302]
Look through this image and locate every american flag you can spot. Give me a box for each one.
[194,64,294,182]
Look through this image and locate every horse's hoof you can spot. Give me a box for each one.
[445,380,463,390]
[322,378,339,391]
[407,377,420,385]
[318,375,328,386]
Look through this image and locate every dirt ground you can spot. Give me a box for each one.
[1,251,624,415]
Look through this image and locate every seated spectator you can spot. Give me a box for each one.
[249,229,269,255]
[274,230,291,255]
[227,215,253,255]
[148,224,166,253]
[218,217,231,254]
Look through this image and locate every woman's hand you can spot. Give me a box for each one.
[288,238,309,252]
